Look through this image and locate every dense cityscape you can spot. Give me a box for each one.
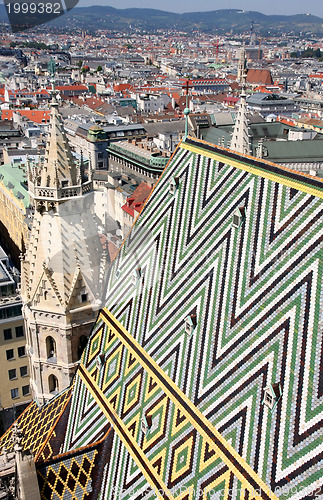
[0,6,322,499]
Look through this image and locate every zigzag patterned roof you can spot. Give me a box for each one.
[57,138,323,499]
[0,387,71,457]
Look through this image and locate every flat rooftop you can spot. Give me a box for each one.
[112,140,153,159]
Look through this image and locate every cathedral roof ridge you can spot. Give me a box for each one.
[182,136,323,198]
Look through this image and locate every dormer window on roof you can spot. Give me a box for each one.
[96,353,105,370]
[169,176,180,195]
[232,207,246,229]
[185,314,197,336]
[263,383,282,410]
[141,414,152,435]
[132,267,142,286]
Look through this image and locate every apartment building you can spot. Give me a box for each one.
[0,246,30,433]
[0,162,30,265]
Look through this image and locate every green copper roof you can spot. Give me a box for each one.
[0,163,30,208]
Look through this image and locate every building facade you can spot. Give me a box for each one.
[107,139,168,187]
[0,162,30,265]
[0,247,30,433]
[64,121,146,171]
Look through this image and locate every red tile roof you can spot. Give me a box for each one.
[17,110,51,123]
[122,204,135,217]
[55,85,88,91]
[122,182,152,217]
[71,96,104,110]
[1,110,13,120]
[114,83,133,92]
[246,69,273,86]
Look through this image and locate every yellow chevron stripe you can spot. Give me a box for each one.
[100,309,278,500]
[78,364,175,500]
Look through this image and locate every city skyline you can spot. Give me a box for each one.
[76,0,323,18]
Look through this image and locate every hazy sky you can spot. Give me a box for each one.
[77,0,323,17]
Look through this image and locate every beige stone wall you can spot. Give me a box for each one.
[24,304,96,403]
[0,181,29,252]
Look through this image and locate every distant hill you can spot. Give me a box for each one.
[0,5,322,34]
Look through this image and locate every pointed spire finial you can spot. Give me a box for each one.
[183,78,191,141]
[230,43,250,155]
[49,76,59,107]
[88,157,93,182]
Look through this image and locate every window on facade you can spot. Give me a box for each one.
[46,336,57,360]
[6,349,14,360]
[8,369,17,380]
[15,326,24,338]
[11,388,19,399]
[20,366,28,377]
[3,328,12,340]
[81,293,88,303]
[22,385,30,396]
[48,374,59,394]
[77,336,88,360]
[0,305,21,320]
[18,346,26,357]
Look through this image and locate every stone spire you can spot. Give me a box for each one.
[40,84,78,188]
[237,45,247,84]
[21,83,106,405]
[230,62,251,155]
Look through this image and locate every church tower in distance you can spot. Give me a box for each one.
[21,86,107,404]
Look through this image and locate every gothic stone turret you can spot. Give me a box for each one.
[21,91,107,404]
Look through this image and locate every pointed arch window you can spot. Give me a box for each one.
[46,336,57,362]
[77,335,88,360]
[48,374,59,394]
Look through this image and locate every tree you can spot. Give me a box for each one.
[78,60,83,68]
[96,65,102,72]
